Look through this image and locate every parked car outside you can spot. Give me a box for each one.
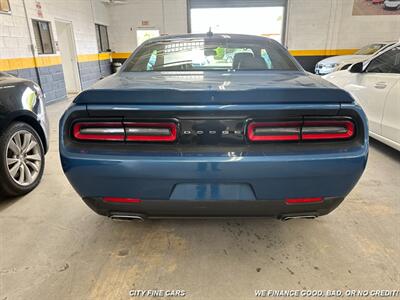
[324,43,400,151]
[384,0,400,9]
[59,34,368,220]
[0,72,49,196]
[315,42,395,75]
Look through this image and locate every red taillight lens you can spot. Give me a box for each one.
[73,122,125,141]
[247,119,355,142]
[285,197,323,204]
[247,122,301,141]
[72,121,177,142]
[103,197,141,203]
[125,122,177,142]
[302,120,355,140]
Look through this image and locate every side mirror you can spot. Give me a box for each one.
[349,62,364,73]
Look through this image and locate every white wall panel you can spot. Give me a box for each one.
[108,0,187,52]
[286,0,400,50]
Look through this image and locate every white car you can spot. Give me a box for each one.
[315,42,395,75]
[324,43,400,151]
[384,0,400,10]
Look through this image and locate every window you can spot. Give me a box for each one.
[354,43,387,55]
[366,47,400,74]
[32,20,55,54]
[124,38,299,72]
[0,0,10,12]
[95,24,110,52]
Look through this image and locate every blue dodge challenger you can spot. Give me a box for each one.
[59,34,368,220]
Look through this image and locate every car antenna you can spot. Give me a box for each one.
[207,27,213,37]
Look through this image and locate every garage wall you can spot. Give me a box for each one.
[0,0,112,103]
[108,0,187,61]
[1,0,399,100]
[286,0,400,71]
[109,0,400,71]
[0,1,40,83]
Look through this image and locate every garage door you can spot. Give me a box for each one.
[188,0,287,44]
[189,0,287,8]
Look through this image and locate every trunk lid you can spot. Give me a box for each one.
[74,71,354,105]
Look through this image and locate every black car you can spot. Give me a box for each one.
[0,72,49,197]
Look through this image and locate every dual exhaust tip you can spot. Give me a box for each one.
[280,215,318,221]
[110,214,145,221]
[109,213,318,222]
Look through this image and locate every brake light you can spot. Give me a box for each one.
[247,119,355,142]
[125,122,177,142]
[73,122,124,141]
[247,122,301,141]
[72,121,177,142]
[301,120,354,140]
[285,197,323,204]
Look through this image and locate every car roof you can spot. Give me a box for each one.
[367,41,400,61]
[369,41,397,45]
[142,33,277,45]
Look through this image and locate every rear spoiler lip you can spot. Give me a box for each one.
[73,88,354,105]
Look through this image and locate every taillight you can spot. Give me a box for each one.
[247,122,301,141]
[301,120,354,140]
[72,121,177,142]
[73,122,125,141]
[247,119,355,142]
[125,122,177,142]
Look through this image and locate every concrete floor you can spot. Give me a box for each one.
[1,97,399,300]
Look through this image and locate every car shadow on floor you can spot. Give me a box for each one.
[369,138,400,162]
[0,195,23,212]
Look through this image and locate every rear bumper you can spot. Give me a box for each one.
[61,148,367,217]
[83,197,345,219]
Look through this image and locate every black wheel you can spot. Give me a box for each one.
[0,122,45,197]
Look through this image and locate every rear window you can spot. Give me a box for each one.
[124,37,299,72]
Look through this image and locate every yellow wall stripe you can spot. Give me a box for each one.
[0,57,36,71]
[111,52,132,59]
[0,54,111,71]
[0,56,63,71]
[36,56,62,67]
[289,49,357,56]
[77,53,111,63]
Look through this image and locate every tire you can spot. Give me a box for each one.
[0,122,45,197]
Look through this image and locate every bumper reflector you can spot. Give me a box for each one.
[103,197,141,203]
[285,197,324,204]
